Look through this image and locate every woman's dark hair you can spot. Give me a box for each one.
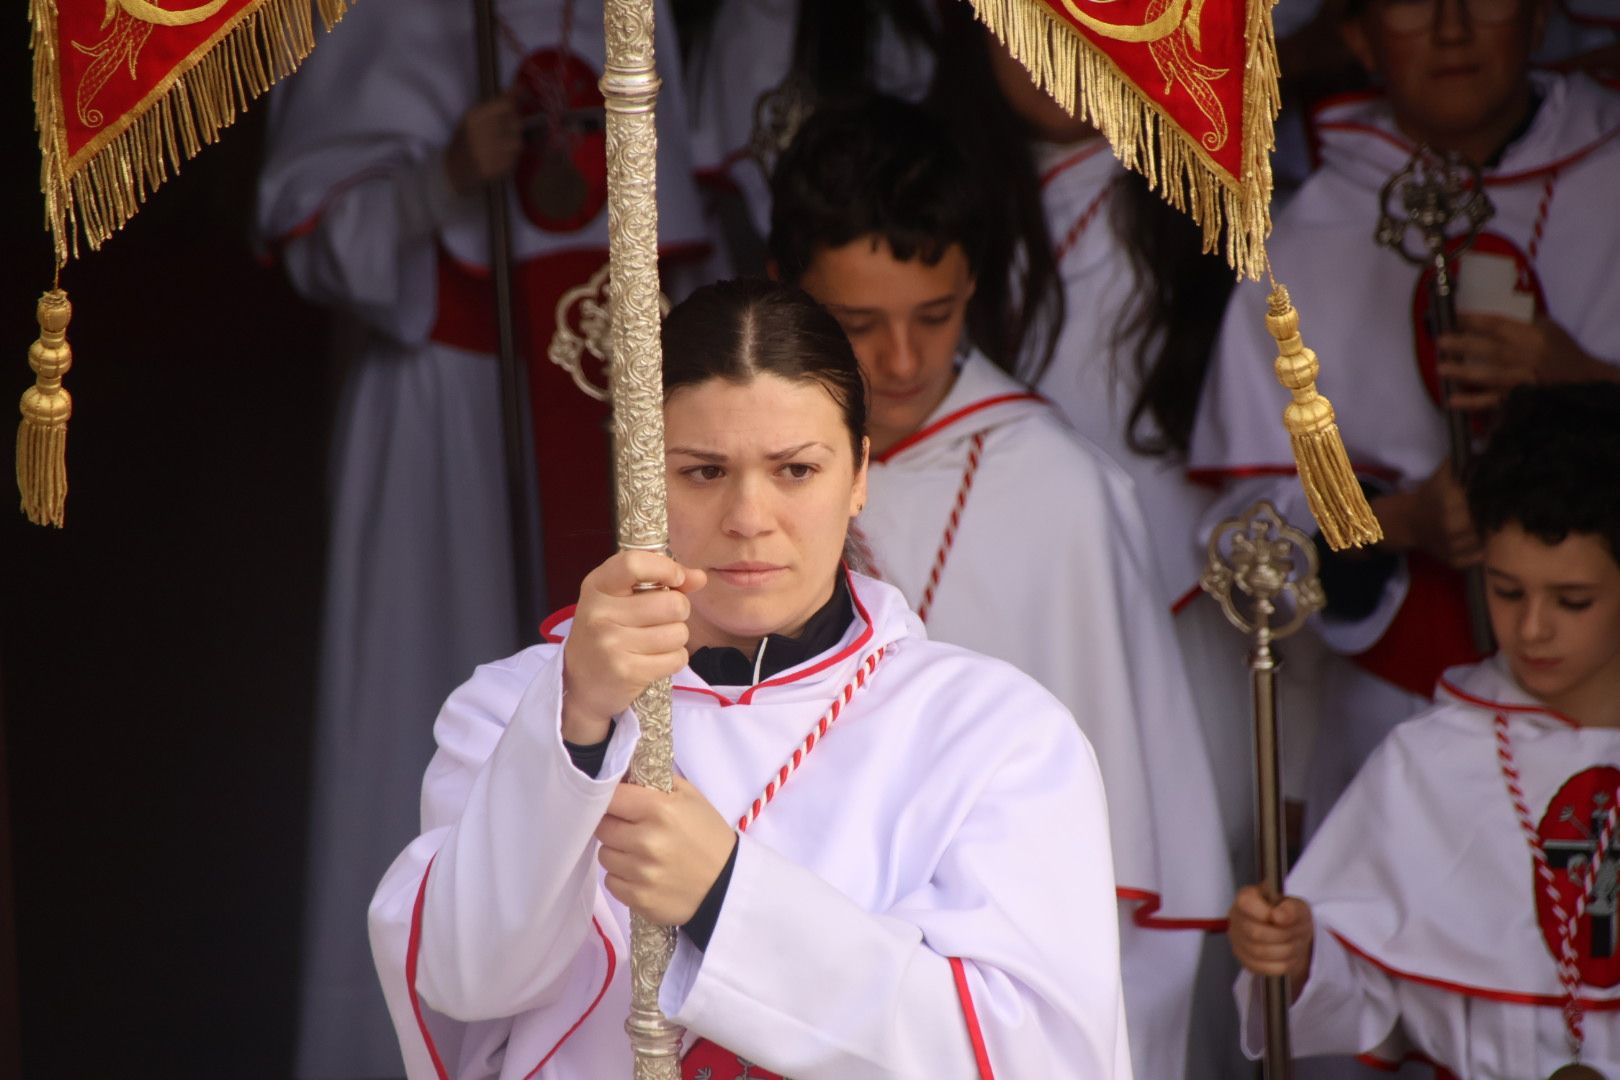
[1110,172,1237,457]
[925,3,1062,375]
[1467,383,1620,562]
[768,95,985,285]
[662,279,868,466]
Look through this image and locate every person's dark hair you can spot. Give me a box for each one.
[768,95,986,288]
[662,278,868,467]
[1467,383,1620,562]
[1110,172,1237,457]
[925,3,1063,375]
[678,1,938,100]
[927,3,1229,453]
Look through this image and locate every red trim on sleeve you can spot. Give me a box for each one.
[1116,887,1230,933]
[1355,1050,1458,1079]
[948,956,997,1080]
[406,857,620,1080]
[539,604,577,643]
[874,394,1044,465]
[406,857,452,1080]
[1331,929,1620,1010]
[267,164,395,247]
[1183,461,1403,487]
[1169,584,1203,617]
[520,917,619,1079]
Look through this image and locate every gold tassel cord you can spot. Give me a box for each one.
[965,0,1279,281]
[18,289,73,528]
[1265,285,1382,551]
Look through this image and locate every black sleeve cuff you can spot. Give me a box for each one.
[682,834,739,952]
[1313,531,1400,621]
[562,719,617,780]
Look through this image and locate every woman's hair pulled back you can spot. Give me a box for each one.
[662,279,868,465]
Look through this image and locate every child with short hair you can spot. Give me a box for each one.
[1229,382,1620,1077]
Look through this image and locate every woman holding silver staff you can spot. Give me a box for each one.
[368,280,1131,1079]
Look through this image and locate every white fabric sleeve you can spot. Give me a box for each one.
[413,651,639,1020]
[1236,923,1402,1061]
[274,152,470,346]
[660,699,1129,1079]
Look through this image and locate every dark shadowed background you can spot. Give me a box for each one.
[1,21,333,1076]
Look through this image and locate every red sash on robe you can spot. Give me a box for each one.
[430,246,617,610]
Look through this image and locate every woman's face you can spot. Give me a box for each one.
[665,373,868,654]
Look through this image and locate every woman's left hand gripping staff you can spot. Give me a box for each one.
[597,776,738,926]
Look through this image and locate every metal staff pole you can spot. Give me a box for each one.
[1375,147,1495,655]
[1202,501,1327,1080]
[598,2,683,1076]
[472,0,544,638]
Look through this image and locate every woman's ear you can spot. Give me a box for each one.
[765,258,780,281]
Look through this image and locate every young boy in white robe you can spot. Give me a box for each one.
[255,3,708,1073]
[1229,382,1620,1077]
[1189,0,1620,837]
[768,96,1232,1080]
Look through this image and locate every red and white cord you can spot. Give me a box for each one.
[1054,182,1115,265]
[1495,713,1616,1056]
[736,646,890,833]
[1527,173,1559,265]
[915,433,986,625]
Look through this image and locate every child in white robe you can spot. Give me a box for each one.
[768,95,1232,1080]
[370,280,1133,1079]
[1189,0,1620,838]
[255,3,708,1073]
[1229,382,1620,1077]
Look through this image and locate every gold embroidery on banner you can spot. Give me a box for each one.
[109,0,230,27]
[1145,0,1229,151]
[72,12,154,129]
[1056,0,1189,42]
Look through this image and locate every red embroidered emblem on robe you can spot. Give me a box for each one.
[683,1037,785,1079]
[1535,766,1620,989]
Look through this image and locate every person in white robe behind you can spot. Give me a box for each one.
[1189,0,1620,842]
[1229,383,1620,1077]
[369,279,1132,1079]
[255,3,709,1074]
[767,96,1231,1080]
[677,0,937,255]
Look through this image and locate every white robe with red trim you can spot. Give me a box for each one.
[370,573,1132,1079]
[680,0,936,238]
[858,352,1230,1080]
[1189,71,1620,832]
[255,4,708,1075]
[1237,658,1620,1076]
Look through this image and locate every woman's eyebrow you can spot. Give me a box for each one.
[766,441,830,461]
[667,446,726,462]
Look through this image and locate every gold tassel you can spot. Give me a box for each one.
[17,288,72,527]
[1265,285,1382,550]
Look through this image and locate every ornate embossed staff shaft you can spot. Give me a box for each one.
[599,0,683,1076]
[1202,501,1327,1080]
[1375,146,1495,655]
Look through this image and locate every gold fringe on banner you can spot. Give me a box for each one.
[965,0,1279,281]
[1265,285,1382,550]
[30,0,349,263]
[18,290,73,528]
